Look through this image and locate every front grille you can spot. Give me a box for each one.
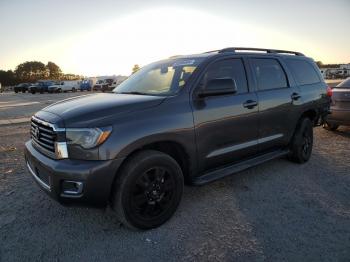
[31,118,57,153]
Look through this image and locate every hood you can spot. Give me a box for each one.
[41,93,165,127]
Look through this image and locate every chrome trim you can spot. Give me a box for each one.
[26,161,51,191]
[32,139,56,159]
[31,116,65,132]
[62,181,83,195]
[207,134,284,158]
[55,142,69,159]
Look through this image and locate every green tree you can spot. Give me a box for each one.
[62,73,82,80]
[0,70,16,86]
[316,61,323,68]
[132,64,140,74]
[46,61,62,79]
[14,61,47,82]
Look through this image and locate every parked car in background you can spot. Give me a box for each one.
[110,80,119,90]
[48,80,80,93]
[25,47,330,230]
[29,80,56,94]
[80,79,92,91]
[324,77,350,130]
[110,79,125,90]
[93,79,114,92]
[14,83,31,93]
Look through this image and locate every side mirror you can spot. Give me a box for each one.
[198,78,237,98]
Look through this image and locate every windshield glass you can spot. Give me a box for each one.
[113,58,202,96]
[337,78,350,88]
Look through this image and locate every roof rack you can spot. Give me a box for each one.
[207,47,304,56]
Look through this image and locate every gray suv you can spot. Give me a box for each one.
[24,47,331,229]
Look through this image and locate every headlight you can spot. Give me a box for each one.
[66,127,112,149]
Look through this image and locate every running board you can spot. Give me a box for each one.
[192,149,289,185]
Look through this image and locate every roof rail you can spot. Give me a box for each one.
[212,47,304,56]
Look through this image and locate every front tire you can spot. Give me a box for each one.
[112,150,184,230]
[288,117,313,163]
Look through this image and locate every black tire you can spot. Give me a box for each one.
[31,91,36,94]
[288,117,313,163]
[72,88,76,92]
[22,90,26,93]
[15,90,18,93]
[323,122,339,131]
[112,150,184,230]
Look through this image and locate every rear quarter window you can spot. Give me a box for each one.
[286,59,321,85]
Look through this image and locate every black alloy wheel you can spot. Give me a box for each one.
[112,150,184,230]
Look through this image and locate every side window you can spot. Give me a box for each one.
[251,58,288,90]
[285,59,321,85]
[201,59,248,93]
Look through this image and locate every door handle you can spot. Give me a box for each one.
[243,100,258,109]
[291,92,301,101]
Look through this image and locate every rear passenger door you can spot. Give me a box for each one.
[192,58,259,172]
[249,58,301,153]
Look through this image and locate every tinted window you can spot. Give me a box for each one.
[201,59,248,93]
[251,58,288,90]
[337,78,350,88]
[286,59,320,85]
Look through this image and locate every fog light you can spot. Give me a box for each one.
[62,181,83,195]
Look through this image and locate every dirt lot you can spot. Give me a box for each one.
[0,92,349,261]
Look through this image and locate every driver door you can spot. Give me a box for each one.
[192,58,259,172]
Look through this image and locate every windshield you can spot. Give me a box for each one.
[113,58,202,96]
[97,80,104,84]
[337,78,350,88]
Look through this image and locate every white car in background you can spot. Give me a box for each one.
[48,80,81,93]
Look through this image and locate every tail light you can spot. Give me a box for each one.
[326,86,333,97]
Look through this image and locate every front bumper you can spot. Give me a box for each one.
[326,108,350,126]
[24,140,125,207]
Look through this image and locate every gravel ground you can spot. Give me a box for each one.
[0,92,89,120]
[1,123,349,262]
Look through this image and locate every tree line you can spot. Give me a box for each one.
[0,61,82,86]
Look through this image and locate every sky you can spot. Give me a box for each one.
[0,0,349,76]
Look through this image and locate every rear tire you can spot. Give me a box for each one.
[323,122,339,131]
[72,88,76,92]
[288,117,313,164]
[111,150,184,230]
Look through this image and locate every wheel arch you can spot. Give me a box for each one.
[289,109,316,146]
[109,139,194,205]
[299,109,318,125]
